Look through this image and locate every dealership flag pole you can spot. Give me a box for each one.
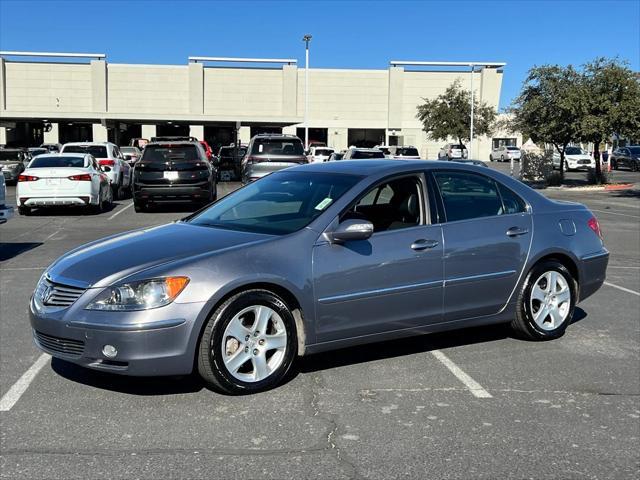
[303,35,312,150]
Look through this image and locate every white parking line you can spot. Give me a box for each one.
[604,281,640,297]
[591,208,640,219]
[108,201,134,220]
[0,353,50,412]
[431,350,493,398]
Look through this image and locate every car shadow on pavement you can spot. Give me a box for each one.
[48,308,588,396]
[50,358,205,395]
[0,242,43,261]
[25,203,118,216]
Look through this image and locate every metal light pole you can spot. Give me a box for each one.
[303,34,312,150]
[469,65,474,159]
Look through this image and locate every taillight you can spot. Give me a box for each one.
[98,159,115,166]
[18,174,39,182]
[68,174,92,181]
[588,217,603,239]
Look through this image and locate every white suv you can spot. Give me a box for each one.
[60,142,131,198]
[437,143,468,160]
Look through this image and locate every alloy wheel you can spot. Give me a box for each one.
[529,271,571,331]
[219,305,288,382]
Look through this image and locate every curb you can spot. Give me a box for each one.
[604,183,634,191]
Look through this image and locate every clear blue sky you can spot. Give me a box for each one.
[1,0,638,109]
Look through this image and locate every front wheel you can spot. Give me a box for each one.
[511,260,576,340]
[197,290,298,394]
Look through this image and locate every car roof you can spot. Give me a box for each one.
[34,153,91,158]
[296,159,506,176]
[63,142,113,146]
[146,141,200,146]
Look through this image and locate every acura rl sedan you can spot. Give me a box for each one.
[30,160,609,394]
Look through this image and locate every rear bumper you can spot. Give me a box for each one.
[21,196,94,207]
[133,182,212,202]
[579,249,609,302]
[2,171,21,182]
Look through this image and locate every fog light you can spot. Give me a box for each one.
[102,344,118,358]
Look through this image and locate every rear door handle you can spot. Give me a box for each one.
[411,239,439,251]
[506,227,529,237]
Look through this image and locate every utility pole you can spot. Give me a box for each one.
[303,34,312,150]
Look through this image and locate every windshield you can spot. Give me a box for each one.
[29,156,86,168]
[628,147,640,155]
[63,145,108,157]
[565,147,585,155]
[142,144,201,162]
[189,171,360,235]
[352,150,385,159]
[0,151,24,161]
[251,138,304,156]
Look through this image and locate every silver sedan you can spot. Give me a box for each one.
[30,160,608,393]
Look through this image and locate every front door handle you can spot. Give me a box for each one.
[506,227,529,237]
[411,239,439,251]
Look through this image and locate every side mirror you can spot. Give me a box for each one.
[330,219,374,243]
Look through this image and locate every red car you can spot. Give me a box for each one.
[200,141,213,160]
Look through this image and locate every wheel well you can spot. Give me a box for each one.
[535,253,579,285]
[195,282,307,365]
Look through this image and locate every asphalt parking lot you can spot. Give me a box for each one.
[1,166,639,479]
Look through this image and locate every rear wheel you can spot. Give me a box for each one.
[133,200,147,213]
[197,290,298,394]
[511,260,576,340]
[18,206,31,216]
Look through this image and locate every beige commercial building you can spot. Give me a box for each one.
[0,52,505,159]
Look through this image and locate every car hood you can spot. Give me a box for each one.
[47,222,272,288]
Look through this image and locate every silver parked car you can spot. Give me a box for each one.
[30,160,608,394]
[241,134,308,183]
[438,143,468,160]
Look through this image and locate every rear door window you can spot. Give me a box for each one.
[433,171,503,222]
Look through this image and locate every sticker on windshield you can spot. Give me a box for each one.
[315,197,333,210]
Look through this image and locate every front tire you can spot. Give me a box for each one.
[197,290,298,394]
[511,260,576,340]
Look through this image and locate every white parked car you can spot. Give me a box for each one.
[374,146,421,159]
[308,146,334,163]
[437,143,468,160]
[60,142,131,198]
[16,153,112,215]
[342,148,386,160]
[490,145,521,162]
[553,146,595,171]
[0,175,14,224]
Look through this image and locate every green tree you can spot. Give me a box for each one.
[508,65,583,180]
[578,58,640,183]
[415,80,496,150]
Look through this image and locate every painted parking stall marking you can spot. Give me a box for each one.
[603,281,640,297]
[0,353,51,412]
[431,350,493,398]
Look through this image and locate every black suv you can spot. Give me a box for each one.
[217,144,247,181]
[241,134,307,184]
[132,141,217,211]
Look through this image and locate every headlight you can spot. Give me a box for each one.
[85,276,189,311]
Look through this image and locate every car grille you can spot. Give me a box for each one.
[35,277,87,307]
[578,160,591,165]
[34,330,84,357]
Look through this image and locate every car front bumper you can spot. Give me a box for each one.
[29,297,206,376]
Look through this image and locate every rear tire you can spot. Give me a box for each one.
[133,200,146,213]
[511,260,576,341]
[92,188,105,214]
[197,290,298,395]
[18,206,31,216]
